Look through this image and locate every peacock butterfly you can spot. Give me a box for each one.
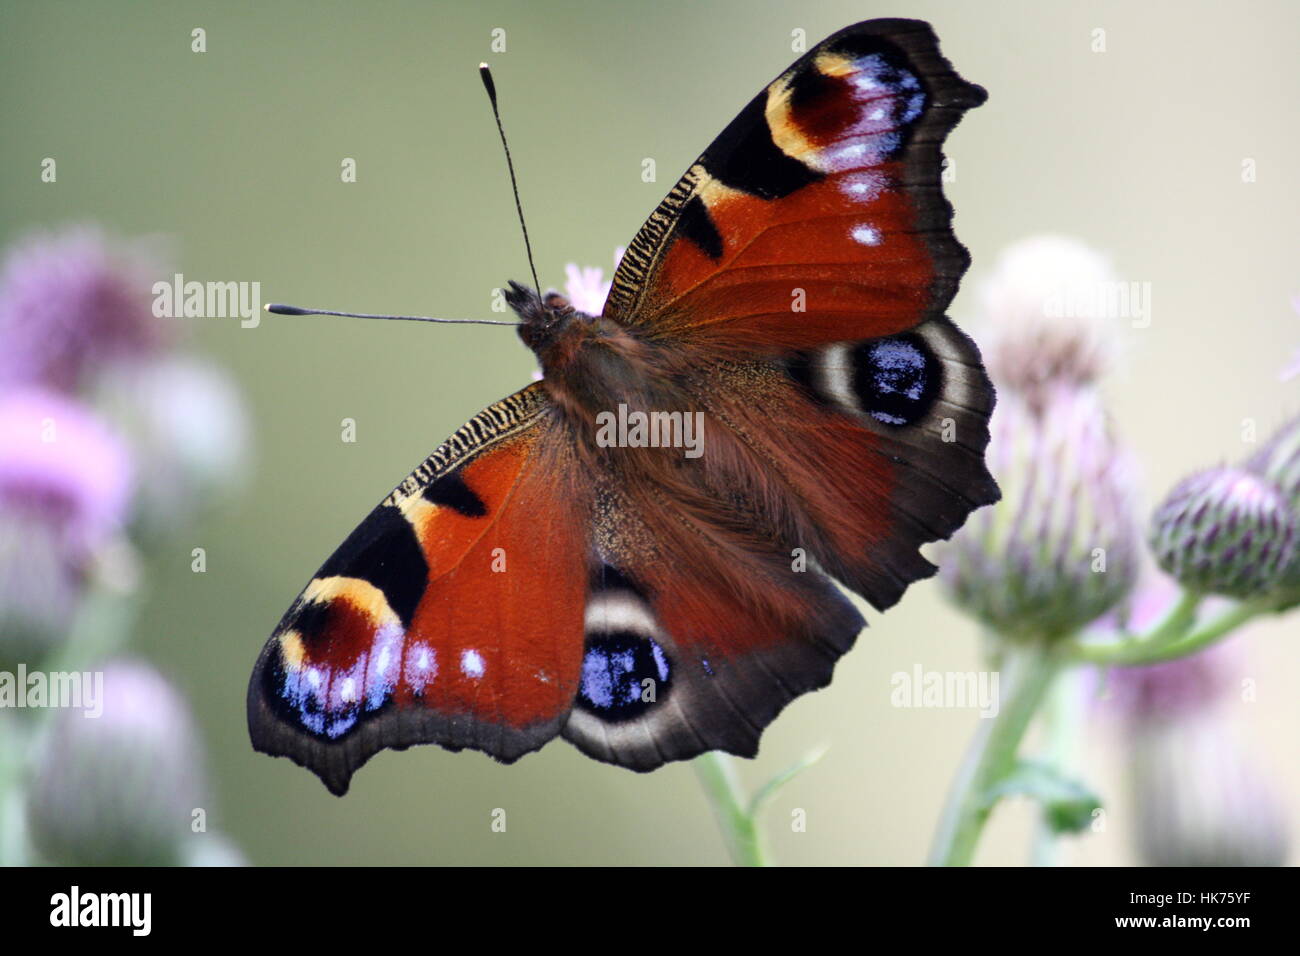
[248,18,998,795]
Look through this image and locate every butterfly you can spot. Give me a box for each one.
[248,17,998,795]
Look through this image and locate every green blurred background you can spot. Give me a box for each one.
[2,0,1297,865]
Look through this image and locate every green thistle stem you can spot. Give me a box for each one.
[1029,668,1086,866]
[928,642,1063,866]
[0,716,29,866]
[1071,592,1273,666]
[693,752,770,867]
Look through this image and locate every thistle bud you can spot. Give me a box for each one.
[940,385,1141,639]
[26,660,209,866]
[1245,415,1300,591]
[1148,467,1297,598]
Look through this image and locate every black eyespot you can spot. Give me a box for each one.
[576,632,672,722]
[851,333,941,427]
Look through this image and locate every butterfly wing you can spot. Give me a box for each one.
[605,18,984,356]
[558,317,996,770]
[564,507,865,769]
[248,384,591,795]
[559,19,998,767]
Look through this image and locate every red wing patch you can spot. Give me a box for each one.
[560,316,999,771]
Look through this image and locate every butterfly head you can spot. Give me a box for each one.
[500,280,560,348]
[505,279,611,371]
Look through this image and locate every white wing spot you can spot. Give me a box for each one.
[461,649,486,679]
[852,224,882,246]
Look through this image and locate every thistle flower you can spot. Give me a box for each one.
[26,659,209,866]
[1108,638,1289,866]
[977,235,1121,405]
[941,235,1142,639]
[1148,467,1297,598]
[941,385,1141,639]
[93,354,251,537]
[0,226,169,392]
[562,247,624,315]
[0,389,133,667]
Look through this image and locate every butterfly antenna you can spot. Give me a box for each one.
[479,62,543,296]
[264,303,518,326]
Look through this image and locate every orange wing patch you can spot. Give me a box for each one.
[248,386,591,795]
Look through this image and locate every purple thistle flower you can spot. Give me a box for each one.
[939,384,1141,639]
[0,387,133,545]
[0,388,134,665]
[939,235,1143,639]
[0,226,170,392]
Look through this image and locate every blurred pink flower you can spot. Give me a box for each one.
[0,388,134,664]
[563,247,624,315]
[0,225,169,391]
[1102,583,1289,865]
[1107,635,1243,721]
[0,387,133,550]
